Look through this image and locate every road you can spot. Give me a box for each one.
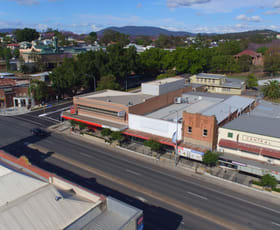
[1,112,280,230]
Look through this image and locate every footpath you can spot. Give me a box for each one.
[48,122,280,205]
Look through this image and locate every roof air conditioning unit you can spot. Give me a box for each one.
[175,97,182,104]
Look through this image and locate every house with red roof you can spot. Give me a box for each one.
[234,49,263,66]
[7,43,20,50]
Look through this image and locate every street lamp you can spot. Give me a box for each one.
[170,109,179,166]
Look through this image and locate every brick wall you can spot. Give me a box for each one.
[183,112,218,150]
[129,86,192,115]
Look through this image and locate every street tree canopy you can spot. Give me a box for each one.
[15,28,39,42]
[262,80,280,100]
[203,150,220,167]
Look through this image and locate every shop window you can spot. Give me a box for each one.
[203,129,208,137]
[188,126,192,133]
[227,132,233,138]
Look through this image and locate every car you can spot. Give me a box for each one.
[30,128,48,137]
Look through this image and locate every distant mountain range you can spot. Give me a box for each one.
[97,26,196,37]
[0,28,17,33]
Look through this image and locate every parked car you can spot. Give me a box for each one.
[30,128,48,137]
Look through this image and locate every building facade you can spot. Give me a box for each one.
[190,73,245,95]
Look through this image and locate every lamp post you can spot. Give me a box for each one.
[170,109,179,166]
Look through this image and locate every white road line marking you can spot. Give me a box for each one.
[135,196,147,203]
[125,169,141,176]
[181,221,185,225]
[40,116,60,123]
[272,222,280,227]
[38,106,71,117]
[79,152,93,158]
[187,191,208,200]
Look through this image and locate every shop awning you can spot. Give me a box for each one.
[219,139,280,159]
[62,112,128,132]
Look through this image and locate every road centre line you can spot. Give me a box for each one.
[125,169,142,176]
[187,191,208,200]
[272,222,280,227]
[79,152,93,158]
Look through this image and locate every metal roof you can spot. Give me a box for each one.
[197,73,225,79]
[251,100,280,118]
[203,96,255,124]
[0,164,100,230]
[222,114,280,139]
[223,78,244,89]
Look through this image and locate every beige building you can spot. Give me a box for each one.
[218,101,280,165]
[190,73,245,95]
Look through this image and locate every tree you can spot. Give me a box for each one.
[261,174,278,189]
[85,31,97,45]
[15,28,39,42]
[135,36,152,46]
[29,80,49,103]
[264,53,280,76]
[101,128,112,137]
[262,80,280,100]
[110,131,124,144]
[96,74,121,90]
[202,150,220,167]
[156,69,176,80]
[246,74,258,89]
[13,48,20,58]
[144,139,161,152]
[100,30,129,46]
[237,55,252,72]
[78,122,87,130]
[256,46,268,55]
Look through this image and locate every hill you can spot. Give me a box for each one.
[0,28,17,33]
[97,26,195,37]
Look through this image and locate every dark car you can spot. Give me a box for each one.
[30,128,48,137]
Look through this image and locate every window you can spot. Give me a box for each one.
[227,132,233,138]
[203,129,208,136]
[188,126,192,133]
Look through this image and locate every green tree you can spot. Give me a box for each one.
[50,58,82,97]
[261,174,278,189]
[110,131,124,144]
[78,122,87,130]
[264,53,280,76]
[96,74,121,90]
[100,30,129,46]
[15,28,39,42]
[246,74,258,89]
[144,139,161,152]
[262,80,280,100]
[156,69,176,80]
[256,47,268,55]
[28,80,49,103]
[13,48,20,58]
[85,32,97,45]
[203,150,220,167]
[135,36,152,46]
[101,128,112,137]
[237,55,252,72]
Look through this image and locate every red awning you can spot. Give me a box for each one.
[219,139,280,159]
[62,115,102,128]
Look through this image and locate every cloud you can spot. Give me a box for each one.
[236,14,262,22]
[274,0,280,8]
[8,0,38,5]
[167,0,211,9]
[137,3,142,8]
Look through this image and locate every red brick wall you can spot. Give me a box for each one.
[183,112,218,150]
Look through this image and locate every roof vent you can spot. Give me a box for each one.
[128,101,133,106]
[107,97,111,102]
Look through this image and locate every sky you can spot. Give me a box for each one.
[0,0,280,34]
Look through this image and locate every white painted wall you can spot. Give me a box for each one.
[129,114,182,141]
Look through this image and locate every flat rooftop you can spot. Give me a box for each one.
[222,114,280,139]
[146,94,223,122]
[141,76,183,85]
[222,100,280,138]
[77,89,154,106]
[197,73,225,79]
[146,93,255,124]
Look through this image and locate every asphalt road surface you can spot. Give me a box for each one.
[1,114,280,230]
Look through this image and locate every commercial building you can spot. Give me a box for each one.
[218,100,280,165]
[0,150,143,230]
[190,73,246,95]
[0,77,33,108]
[62,77,192,136]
